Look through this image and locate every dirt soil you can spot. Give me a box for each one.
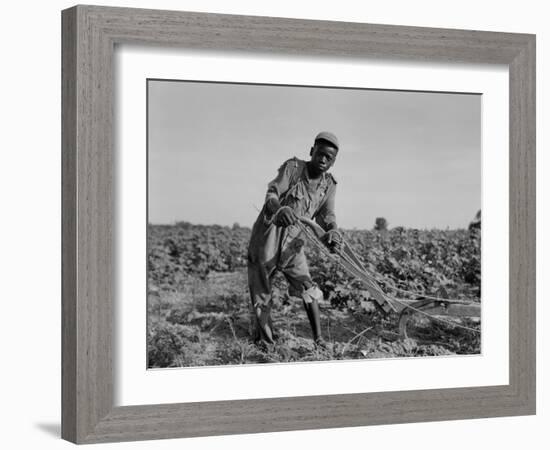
[147,269,480,368]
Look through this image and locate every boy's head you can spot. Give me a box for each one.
[309,131,339,173]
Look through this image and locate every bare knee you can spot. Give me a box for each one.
[301,285,323,304]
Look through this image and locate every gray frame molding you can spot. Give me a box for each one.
[61,5,536,444]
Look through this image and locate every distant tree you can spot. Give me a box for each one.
[374,217,388,231]
[468,210,481,231]
[232,222,240,230]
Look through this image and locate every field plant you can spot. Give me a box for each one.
[147,222,481,367]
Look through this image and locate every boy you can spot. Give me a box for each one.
[247,131,342,347]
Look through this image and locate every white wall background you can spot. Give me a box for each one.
[0,1,546,449]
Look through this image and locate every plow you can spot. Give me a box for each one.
[296,216,481,340]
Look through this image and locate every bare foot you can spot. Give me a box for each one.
[314,337,328,350]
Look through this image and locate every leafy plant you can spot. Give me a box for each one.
[147,221,481,367]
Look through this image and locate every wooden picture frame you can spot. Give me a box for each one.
[61,5,536,444]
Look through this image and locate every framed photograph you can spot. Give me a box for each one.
[61,5,535,444]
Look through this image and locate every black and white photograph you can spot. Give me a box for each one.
[146,79,482,368]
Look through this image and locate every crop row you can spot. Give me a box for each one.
[148,222,481,308]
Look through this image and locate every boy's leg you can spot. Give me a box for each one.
[247,259,276,344]
[301,286,323,343]
[283,250,324,343]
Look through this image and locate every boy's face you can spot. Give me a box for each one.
[309,142,338,173]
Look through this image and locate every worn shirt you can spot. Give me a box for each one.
[265,157,337,228]
[248,157,337,270]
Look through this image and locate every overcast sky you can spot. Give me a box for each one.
[148,80,480,229]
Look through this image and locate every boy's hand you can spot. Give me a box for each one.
[321,229,343,252]
[274,206,297,227]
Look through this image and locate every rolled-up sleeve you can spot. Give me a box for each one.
[315,184,337,230]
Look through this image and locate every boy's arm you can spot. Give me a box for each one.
[315,184,337,231]
[317,185,342,251]
[264,160,293,215]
